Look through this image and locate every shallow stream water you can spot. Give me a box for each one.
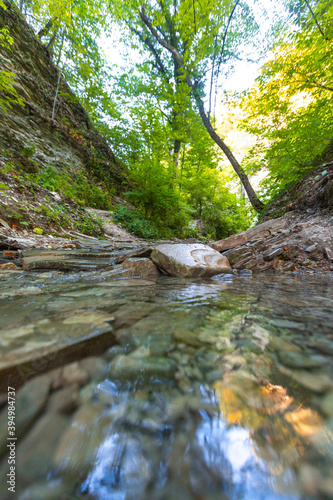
[0,270,333,499]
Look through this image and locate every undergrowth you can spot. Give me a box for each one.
[113,206,164,240]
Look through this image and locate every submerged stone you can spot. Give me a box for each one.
[151,243,232,277]
[15,413,69,485]
[0,374,51,456]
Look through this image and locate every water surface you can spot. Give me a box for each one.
[0,270,332,499]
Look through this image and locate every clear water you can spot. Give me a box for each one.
[0,270,333,499]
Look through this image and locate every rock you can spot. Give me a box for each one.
[110,352,176,379]
[0,312,116,391]
[246,217,287,240]
[0,218,10,229]
[279,351,322,369]
[0,262,18,269]
[112,302,158,330]
[263,247,284,261]
[122,257,161,277]
[51,361,89,390]
[211,232,248,252]
[53,404,105,476]
[320,391,333,416]
[151,243,232,277]
[292,371,333,393]
[0,374,51,457]
[114,246,154,264]
[21,250,113,271]
[46,384,80,414]
[172,330,204,347]
[15,413,69,485]
[79,357,108,381]
[324,246,333,261]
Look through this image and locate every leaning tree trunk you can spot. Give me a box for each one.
[139,7,265,212]
[195,95,264,211]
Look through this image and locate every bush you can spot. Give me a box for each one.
[27,167,112,210]
[75,213,104,237]
[113,206,163,240]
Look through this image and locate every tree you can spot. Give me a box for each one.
[12,0,116,126]
[112,0,265,211]
[239,0,333,199]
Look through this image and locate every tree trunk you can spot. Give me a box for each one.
[194,94,264,211]
[139,7,265,212]
[172,138,181,179]
[38,17,57,40]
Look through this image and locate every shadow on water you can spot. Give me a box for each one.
[0,270,332,499]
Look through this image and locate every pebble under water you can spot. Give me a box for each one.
[0,270,333,499]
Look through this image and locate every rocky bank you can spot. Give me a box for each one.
[0,1,126,228]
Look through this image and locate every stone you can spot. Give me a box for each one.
[114,246,154,264]
[211,232,248,252]
[0,262,18,269]
[21,251,112,271]
[79,356,108,380]
[320,391,333,416]
[324,246,333,261]
[15,413,69,485]
[121,257,161,277]
[51,361,89,390]
[172,330,204,347]
[0,218,10,229]
[151,243,232,277]
[292,371,333,393]
[46,384,80,414]
[110,352,176,379]
[246,217,287,240]
[0,313,116,390]
[279,351,322,369]
[263,247,284,261]
[0,374,51,456]
[53,404,105,476]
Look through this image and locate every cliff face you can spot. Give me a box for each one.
[0,1,125,191]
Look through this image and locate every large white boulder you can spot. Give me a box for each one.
[151,243,232,277]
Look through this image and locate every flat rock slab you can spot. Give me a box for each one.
[21,249,115,271]
[211,217,287,252]
[0,310,116,391]
[151,243,232,277]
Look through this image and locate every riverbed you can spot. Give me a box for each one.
[0,269,332,499]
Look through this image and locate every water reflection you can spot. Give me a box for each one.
[0,271,333,499]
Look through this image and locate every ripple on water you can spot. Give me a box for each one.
[0,273,333,499]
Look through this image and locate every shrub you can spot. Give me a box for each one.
[113,206,162,240]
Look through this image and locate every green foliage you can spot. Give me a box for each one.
[239,0,333,201]
[75,213,104,237]
[28,166,112,210]
[22,142,37,159]
[39,202,71,228]
[113,206,163,240]
[12,0,117,127]
[0,24,24,112]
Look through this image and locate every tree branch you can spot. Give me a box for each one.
[303,0,330,41]
[139,7,195,89]
[130,25,168,77]
[213,0,241,115]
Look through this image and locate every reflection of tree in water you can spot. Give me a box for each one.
[214,378,324,496]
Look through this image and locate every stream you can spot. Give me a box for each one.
[0,269,333,499]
